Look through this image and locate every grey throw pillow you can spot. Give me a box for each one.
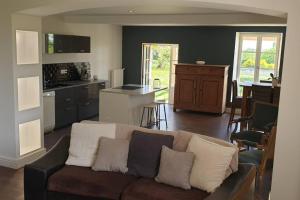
[155,146,195,190]
[92,137,129,173]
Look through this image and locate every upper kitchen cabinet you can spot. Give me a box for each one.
[45,33,91,54]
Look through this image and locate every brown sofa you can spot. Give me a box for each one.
[24,125,256,200]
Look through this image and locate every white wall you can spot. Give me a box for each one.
[0,10,16,160]
[42,16,122,81]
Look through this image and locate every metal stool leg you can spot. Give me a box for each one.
[157,105,160,130]
[140,107,145,127]
[149,107,154,127]
[147,108,150,127]
[163,104,168,128]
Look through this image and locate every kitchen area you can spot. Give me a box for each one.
[42,33,108,133]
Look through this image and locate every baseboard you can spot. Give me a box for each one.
[0,148,46,169]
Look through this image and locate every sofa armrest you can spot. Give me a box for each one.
[205,164,256,200]
[24,135,70,200]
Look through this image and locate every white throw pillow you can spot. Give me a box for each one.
[187,135,236,193]
[65,123,116,167]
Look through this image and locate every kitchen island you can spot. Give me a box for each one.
[99,84,167,125]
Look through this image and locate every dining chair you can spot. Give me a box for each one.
[239,126,277,178]
[228,80,242,130]
[272,86,281,105]
[230,101,278,148]
[252,84,273,103]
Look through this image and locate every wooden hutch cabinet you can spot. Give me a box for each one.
[173,64,229,114]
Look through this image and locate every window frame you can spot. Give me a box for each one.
[235,32,283,83]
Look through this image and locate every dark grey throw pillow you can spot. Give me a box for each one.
[127,130,174,178]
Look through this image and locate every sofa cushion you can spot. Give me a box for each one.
[80,121,191,152]
[48,165,137,200]
[122,178,209,200]
[127,130,174,178]
[92,137,129,173]
[155,146,195,190]
[187,135,236,193]
[66,123,116,167]
[180,130,239,178]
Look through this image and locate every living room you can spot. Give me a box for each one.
[0,1,299,200]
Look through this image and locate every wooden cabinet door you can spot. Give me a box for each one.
[174,75,198,109]
[197,77,223,113]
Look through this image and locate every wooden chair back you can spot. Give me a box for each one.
[252,84,273,103]
[272,86,281,105]
[232,80,238,101]
[250,101,278,131]
[258,126,277,176]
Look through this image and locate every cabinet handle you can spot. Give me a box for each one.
[64,107,72,111]
[85,102,90,106]
[65,98,71,102]
[83,86,89,89]
[57,50,63,53]
[80,49,85,52]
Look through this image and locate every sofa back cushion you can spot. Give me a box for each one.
[80,121,238,178]
[179,130,239,177]
[66,123,116,167]
[187,135,236,193]
[127,130,174,178]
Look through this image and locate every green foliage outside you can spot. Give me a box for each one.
[241,48,276,69]
[150,45,171,101]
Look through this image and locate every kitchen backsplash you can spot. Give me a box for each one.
[43,62,91,88]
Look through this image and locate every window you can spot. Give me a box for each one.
[234,32,282,89]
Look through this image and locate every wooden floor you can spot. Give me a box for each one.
[0,105,272,200]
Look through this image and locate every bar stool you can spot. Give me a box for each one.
[140,103,158,128]
[155,99,168,129]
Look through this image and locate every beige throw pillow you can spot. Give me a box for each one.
[65,123,116,167]
[187,135,236,193]
[155,146,195,190]
[92,138,129,173]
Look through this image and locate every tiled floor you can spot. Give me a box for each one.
[0,105,272,200]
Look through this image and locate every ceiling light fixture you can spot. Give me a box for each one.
[128,10,135,14]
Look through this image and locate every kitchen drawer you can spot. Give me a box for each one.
[55,87,76,107]
[176,65,224,76]
[77,100,99,121]
[55,105,77,128]
[77,84,99,103]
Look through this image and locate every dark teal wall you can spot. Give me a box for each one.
[122,26,286,102]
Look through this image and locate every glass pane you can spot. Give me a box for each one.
[261,36,277,52]
[239,52,256,83]
[242,36,257,52]
[259,53,276,81]
[150,45,171,101]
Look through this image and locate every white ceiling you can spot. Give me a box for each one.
[62,5,243,16]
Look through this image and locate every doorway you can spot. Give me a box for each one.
[142,43,179,104]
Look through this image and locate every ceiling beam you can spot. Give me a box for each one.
[63,13,286,26]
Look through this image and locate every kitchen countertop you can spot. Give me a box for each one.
[43,79,108,92]
[101,84,168,96]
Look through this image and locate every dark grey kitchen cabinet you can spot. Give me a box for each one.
[76,83,101,121]
[46,34,91,54]
[54,82,105,129]
[55,87,77,128]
